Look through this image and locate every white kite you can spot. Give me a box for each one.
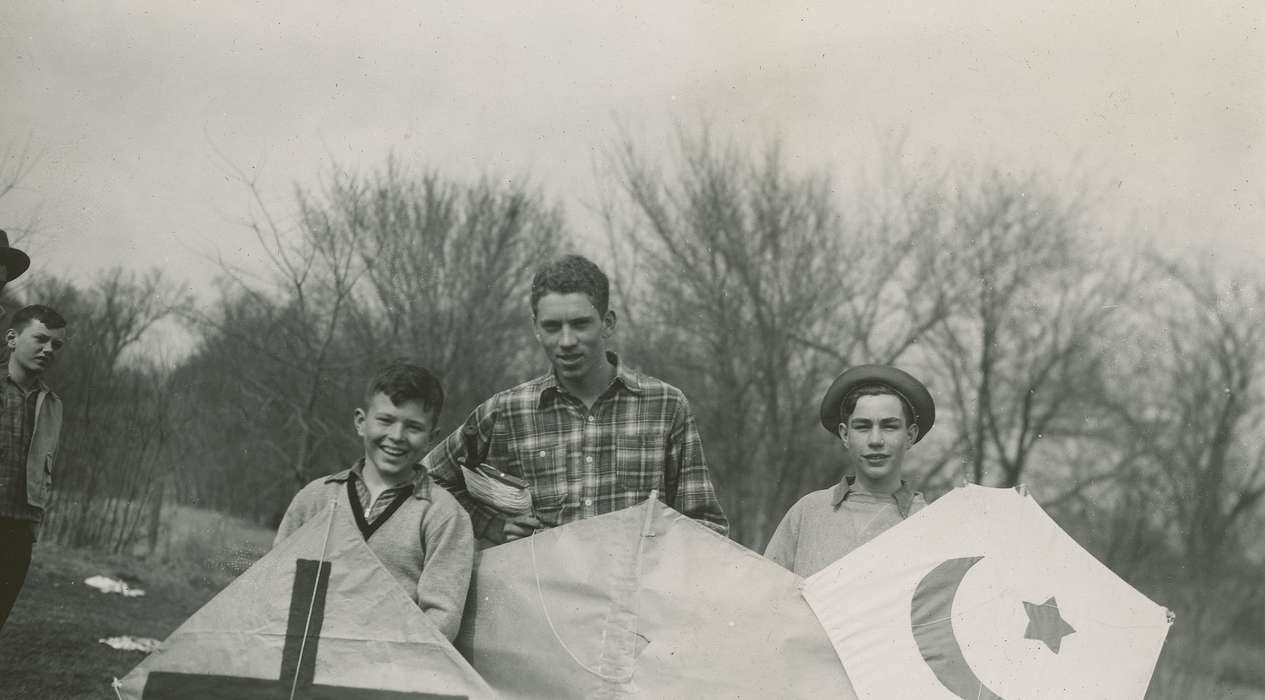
[458,495,857,699]
[803,484,1172,700]
[114,501,494,699]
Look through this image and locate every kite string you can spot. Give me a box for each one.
[529,533,635,684]
[528,492,660,686]
[290,498,338,700]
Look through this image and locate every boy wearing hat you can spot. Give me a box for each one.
[764,365,934,577]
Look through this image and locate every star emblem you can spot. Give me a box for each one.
[1023,597,1075,653]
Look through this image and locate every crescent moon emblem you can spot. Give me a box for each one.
[910,556,1005,700]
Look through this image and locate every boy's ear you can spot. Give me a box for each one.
[602,309,617,337]
[838,425,849,448]
[353,407,367,436]
[907,423,920,444]
[5,329,15,348]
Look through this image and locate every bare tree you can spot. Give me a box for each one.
[182,157,566,523]
[22,269,191,551]
[1141,257,1265,580]
[927,169,1137,490]
[191,161,366,509]
[602,127,950,545]
[345,157,564,426]
[1081,253,1265,696]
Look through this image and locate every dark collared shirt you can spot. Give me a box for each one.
[424,352,728,538]
[0,374,42,522]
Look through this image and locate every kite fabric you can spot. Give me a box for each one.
[803,484,1172,700]
[457,496,858,699]
[114,500,495,700]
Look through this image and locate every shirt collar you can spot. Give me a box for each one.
[324,458,432,500]
[2,371,48,397]
[831,476,917,517]
[536,351,642,406]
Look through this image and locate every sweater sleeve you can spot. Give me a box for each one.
[274,483,317,548]
[763,498,803,573]
[416,492,475,641]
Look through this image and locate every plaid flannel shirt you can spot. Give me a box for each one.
[424,353,728,539]
[346,459,418,522]
[0,375,41,523]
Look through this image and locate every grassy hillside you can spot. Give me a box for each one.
[0,507,273,699]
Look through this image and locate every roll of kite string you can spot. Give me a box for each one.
[463,464,533,515]
[528,489,659,685]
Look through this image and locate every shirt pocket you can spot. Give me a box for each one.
[513,440,568,511]
[614,434,664,496]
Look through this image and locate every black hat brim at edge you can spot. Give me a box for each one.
[0,248,30,282]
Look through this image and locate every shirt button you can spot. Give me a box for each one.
[585,456,594,464]
[584,498,593,507]
[538,450,547,458]
[587,415,595,422]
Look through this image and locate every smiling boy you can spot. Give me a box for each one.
[764,365,935,577]
[274,362,473,640]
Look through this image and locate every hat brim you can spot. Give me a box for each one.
[819,364,935,442]
[0,249,30,282]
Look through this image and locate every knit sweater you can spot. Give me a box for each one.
[764,477,926,578]
[275,466,474,641]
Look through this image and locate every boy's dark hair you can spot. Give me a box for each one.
[840,383,915,426]
[530,254,610,316]
[9,305,67,333]
[364,362,445,421]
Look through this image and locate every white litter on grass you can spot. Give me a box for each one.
[98,636,161,653]
[84,575,146,597]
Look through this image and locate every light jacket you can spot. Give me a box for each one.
[25,385,63,540]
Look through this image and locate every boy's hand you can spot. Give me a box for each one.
[496,513,543,544]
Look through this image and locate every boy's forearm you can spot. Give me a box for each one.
[418,508,475,641]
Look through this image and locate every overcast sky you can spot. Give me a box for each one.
[2,1,1261,301]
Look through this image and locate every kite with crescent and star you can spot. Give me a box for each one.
[803,484,1172,700]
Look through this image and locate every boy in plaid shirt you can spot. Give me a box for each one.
[425,255,728,544]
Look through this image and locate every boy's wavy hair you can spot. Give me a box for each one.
[530,254,610,316]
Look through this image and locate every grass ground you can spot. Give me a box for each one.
[0,507,274,699]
